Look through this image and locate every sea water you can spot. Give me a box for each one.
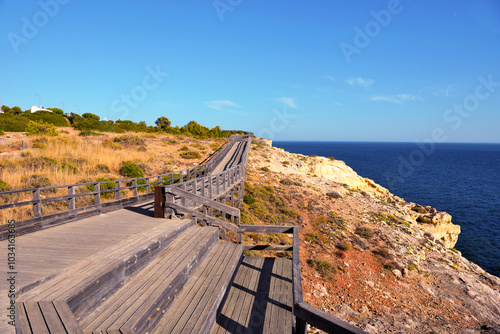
[274,141,500,277]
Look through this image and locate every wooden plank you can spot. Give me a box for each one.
[82,227,207,331]
[38,301,67,333]
[234,256,264,332]
[52,300,84,334]
[125,227,218,333]
[16,303,33,334]
[239,225,294,233]
[189,244,242,334]
[24,302,49,334]
[212,255,250,334]
[295,302,368,334]
[242,245,293,251]
[154,243,241,334]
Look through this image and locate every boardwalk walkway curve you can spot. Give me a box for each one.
[0,133,367,333]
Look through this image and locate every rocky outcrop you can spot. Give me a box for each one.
[253,142,460,248]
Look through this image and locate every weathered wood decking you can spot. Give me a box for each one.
[213,257,293,334]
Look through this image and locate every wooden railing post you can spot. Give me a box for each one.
[295,318,307,334]
[146,178,151,193]
[132,179,138,197]
[68,186,75,211]
[154,186,166,218]
[94,183,101,205]
[33,188,41,218]
[115,181,121,200]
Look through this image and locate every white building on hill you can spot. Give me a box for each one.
[31,105,51,113]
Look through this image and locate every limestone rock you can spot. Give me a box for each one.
[416,211,461,248]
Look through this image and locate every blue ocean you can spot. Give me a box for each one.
[274,141,500,277]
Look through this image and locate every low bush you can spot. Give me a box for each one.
[41,156,58,165]
[119,161,145,178]
[137,145,147,152]
[26,120,58,136]
[31,137,48,150]
[305,232,327,247]
[355,226,374,238]
[102,140,123,150]
[93,163,110,173]
[243,195,256,205]
[308,258,338,277]
[21,174,51,189]
[120,135,145,145]
[337,241,351,251]
[86,177,117,198]
[0,179,12,191]
[79,130,103,136]
[61,162,78,174]
[180,151,201,159]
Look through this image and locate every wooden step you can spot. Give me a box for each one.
[16,219,194,333]
[81,225,220,333]
[153,241,242,334]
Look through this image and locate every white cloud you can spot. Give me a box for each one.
[370,94,421,104]
[277,97,298,109]
[204,100,241,111]
[347,77,375,88]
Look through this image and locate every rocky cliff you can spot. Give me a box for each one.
[244,139,500,333]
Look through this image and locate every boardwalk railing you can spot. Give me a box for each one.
[238,225,368,334]
[156,189,368,333]
[0,134,252,240]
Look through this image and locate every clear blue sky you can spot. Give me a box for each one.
[1,0,499,142]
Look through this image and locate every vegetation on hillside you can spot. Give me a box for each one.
[0,105,242,138]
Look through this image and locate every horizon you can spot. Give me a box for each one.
[1,1,499,143]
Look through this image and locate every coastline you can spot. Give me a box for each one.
[243,138,500,333]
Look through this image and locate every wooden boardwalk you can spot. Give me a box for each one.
[0,202,189,333]
[213,257,293,334]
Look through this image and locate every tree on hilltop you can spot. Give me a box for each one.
[155,116,171,129]
[82,113,100,121]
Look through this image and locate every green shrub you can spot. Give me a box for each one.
[119,161,145,178]
[337,241,351,251]
[165,139,179,145]
[280,178,294,186]
[113,137,122,142]
[355,226,374,238]
[93,163,110,173]
[180,151,201,159]
[305,232,327,247]
[61,162,78,174]
[179,146,189,151]
[0,180,12,191]
[86,177,117,198]
[0,129,4,136]
[26,120,58,136]
[137,145,147,152]
[41,156,58,165]
[79,130,103,136]
[31,138,48,150]
[102,140,122,150]
[308,258,338,277]
[259,166,270,172]
[243,195,256,205]
[120,135,145,145]
[21,174,51,189]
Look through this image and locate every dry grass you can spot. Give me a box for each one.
[0,129,227,223]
